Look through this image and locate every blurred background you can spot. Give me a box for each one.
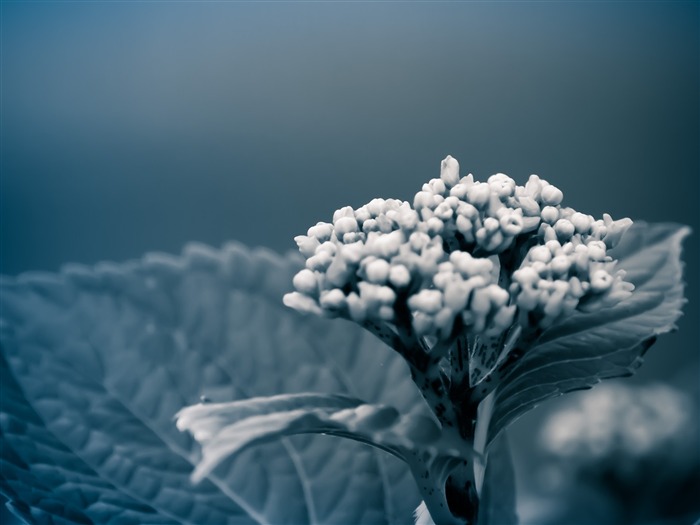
[1,1,698,523]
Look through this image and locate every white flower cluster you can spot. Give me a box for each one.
[541,383,692,458]
[284,156,634,340]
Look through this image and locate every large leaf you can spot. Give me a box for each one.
[176,393,465,484]
[487,222,690,445]
[1,242,425,524]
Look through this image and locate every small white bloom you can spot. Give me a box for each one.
[541,185,564,206]
[541,206,560,224]
[293,269,318,295]
[467,183,491,208]
[389,264,411,288]
[365,258,391,284]
[440,155,460,187]
[334,216,359,236]
[408,289,443,314]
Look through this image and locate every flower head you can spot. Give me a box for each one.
[284,156,634,343]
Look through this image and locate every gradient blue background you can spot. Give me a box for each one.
[1,1,698,522]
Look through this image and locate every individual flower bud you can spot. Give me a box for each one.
[483,217,500,234]
[550,255,572,276]
[590,220,608,239]
[457,201,478,219]
[395,208,419,230]
[456,215,474,238]
[470,287,492,315]
[541,206,560,224]
[413,312,434,336]
[513,266,539,286]
[443,195,461,210]
[444,281,470,311]
[354,206,371,223]
[413,191,434,210]
[428,178,447,196]
[467,183,491,208]
[342,232,364,244]
[529,245,553,263]
[295,235,321,258]
[326,256,352,287]
[346,292,367,322]
[373,230,404,258]
[320,288,346,310]
[541,185,564,206]
[525,174,544,200]
[333,206,355,224]
[426,217,445,235]
[367,198,386,217]
[410,231,432,252]
[541,223,558,242]
[362,218,379,233]
[521,216,542,233]
[486,284,509,308]
[518,195,541,217]
[590,269,613,293]
[571,212,593,234]
[365,258,391,284]
[293,269,318,295]
[434,201,454,221]
[543,285,567,319]
[491,304,516,331]
[499,212,524,236]
[308,222,333,242]
[440,155,460,187]
[341,242,364,265]
[516,285,539,311]
[283,292,323,315]
[389,264,411,288]
[587,240,607,261]
[334,216,359,236]
[433,270,455,290]
[568,276,585,298]
[554,219,575,241]
[408,289,443,314]
[450,182,469,199]
[435,307,456,338]
[545,240,562,254]
[375,214,394,234]
[316,241,337,255]
[488,173,516,198]
[306,251,333,271]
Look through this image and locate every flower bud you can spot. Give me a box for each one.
[365,258,391,284]
[320,288,346,310]
[434,202,454,221]
[308,222,333,242]
[541,185,564,206]
[408,289,443,314]
[529,245,552,263]
[440,155,460,187]
[295,235,320,258]
[590,269,613,293]
[541,206,560,224]
[389,264,411,288]
[293,269,318,295]
[333,206,355,223]
[500,212,524,236]
[334,216,359,236]
[554,219,575,241]
[518,195,541,216]
[367,198,386,217]
[571,212,593,234]
[467,183,491,208]
[550,255,572,276]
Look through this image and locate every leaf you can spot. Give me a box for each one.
[487,222,690,446]
[476,431,517,525]
[1,242,425,524]
[176,393,462,485]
